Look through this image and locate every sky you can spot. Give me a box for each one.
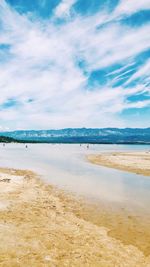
[0,0,150,130]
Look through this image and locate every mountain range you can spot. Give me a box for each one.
[0,128,150,144]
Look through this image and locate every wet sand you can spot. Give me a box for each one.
[0,167,150,266]
[87,151,150,176]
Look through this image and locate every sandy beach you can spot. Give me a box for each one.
[87,151,150,177]
[0,167,150,266]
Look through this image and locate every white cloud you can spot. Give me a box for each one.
[125,60,150,86]
[0,0,150,130]
[54,0,76,18]
[114,0,150,16]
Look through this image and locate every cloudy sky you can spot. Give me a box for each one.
[0,0,150,130]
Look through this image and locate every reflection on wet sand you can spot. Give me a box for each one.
[0,144,150,265]
[0,167,150,266]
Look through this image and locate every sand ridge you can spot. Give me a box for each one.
[0,167,150,266]
[87,151,150,176]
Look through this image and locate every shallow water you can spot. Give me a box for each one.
[0,143,150,213]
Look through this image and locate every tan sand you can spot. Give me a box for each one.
[0,167,150,266]
[87,151,150,176]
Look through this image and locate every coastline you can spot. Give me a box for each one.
[0,167,150,266]
[87,151,150,177]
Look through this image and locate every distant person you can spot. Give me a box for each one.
[25,145,28,148]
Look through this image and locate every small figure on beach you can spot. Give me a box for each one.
[25,145,28,148]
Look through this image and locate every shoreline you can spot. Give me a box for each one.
[87,151,150,177]
[0,167,150,266]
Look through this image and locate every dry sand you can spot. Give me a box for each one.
[0,167,150,266]
[87,151,150,176]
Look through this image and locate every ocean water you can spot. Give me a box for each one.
[0,143,150,213]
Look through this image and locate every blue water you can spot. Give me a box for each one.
[0,143,150,212]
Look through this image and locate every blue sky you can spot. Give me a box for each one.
[0,0,150,130]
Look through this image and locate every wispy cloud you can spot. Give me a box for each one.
[54,0,77,17]
[0,0,150,130]
[114,0,150,16]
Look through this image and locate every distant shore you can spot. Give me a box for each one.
[87,151,150,177]
[0,167,150,266]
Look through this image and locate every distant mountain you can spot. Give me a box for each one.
[0,128,150,144]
